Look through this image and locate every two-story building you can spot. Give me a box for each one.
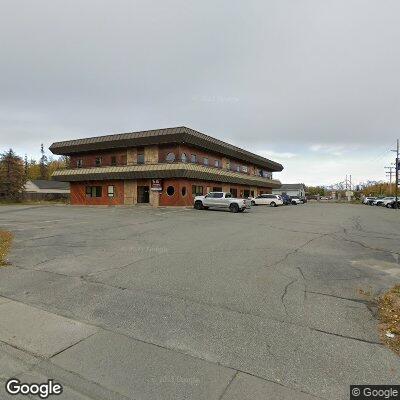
[50,126,283,207]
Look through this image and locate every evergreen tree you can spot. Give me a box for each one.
[39,143,48,179]
[0,149,26,199]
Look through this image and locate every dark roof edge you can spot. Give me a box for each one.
[49,126,284,172]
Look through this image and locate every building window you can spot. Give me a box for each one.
[85,186,102,197]
[213,187,222,192]
[76,159,83,168]
[110,156,117,166]
[137,148,145,164]
[236,165,240,172]
[262,170,272,179]
[166,152,176,163]
[250,190,255,197]
[214,160,220,168]
[166,185,175,196]
[230,188,238,197]
[95,157,102,167]
[191,154,197,163]
[243,190,250,198]
[192,185,203,195]
[242,165,248,173]
[181,153,187,163]
[203,157,209,166]
[108,185,115,197]
[181,186,187,196]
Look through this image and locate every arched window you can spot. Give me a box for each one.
[181,153,187,162]
[167,186,175,196]
[181,186,187,196]
[166,152,176,163]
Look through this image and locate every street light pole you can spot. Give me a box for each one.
[396,139,399,208]
[392,139,399,209]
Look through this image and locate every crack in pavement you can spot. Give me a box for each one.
[280,279,298,316]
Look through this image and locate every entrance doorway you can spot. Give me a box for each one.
[137,186,150,203]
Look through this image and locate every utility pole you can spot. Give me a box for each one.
[385,166,395,194]
[391,139,399,209]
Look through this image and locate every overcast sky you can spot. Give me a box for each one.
[1,0,399,186]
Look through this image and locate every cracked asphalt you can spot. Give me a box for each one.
[0,202,399,399]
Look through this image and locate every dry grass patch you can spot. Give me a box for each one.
[0,230,13,266]
[378,285,400,355]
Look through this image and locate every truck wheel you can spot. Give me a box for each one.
[229,203,239,213]
[194,201,204,210]
[251,200,255,206]
[270,202,276,207]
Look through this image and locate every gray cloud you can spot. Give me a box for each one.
[1,0,399,184]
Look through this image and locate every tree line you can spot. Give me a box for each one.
[0,146,69,200]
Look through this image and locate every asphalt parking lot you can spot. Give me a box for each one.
[0,203,399,400]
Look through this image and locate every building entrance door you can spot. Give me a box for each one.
[137,186,150,203]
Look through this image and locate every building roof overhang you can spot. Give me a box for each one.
[49,126,283,172]
[52,163,282,188]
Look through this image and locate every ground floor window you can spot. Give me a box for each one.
[108,185,115,197]
[86,186,102,197]
[181,186,187,196]
[192,185,203,196]
[213,187,222,192]
[230,188,238,197]
[167,186,175,196]
[243,190,250,198]
[250,190,255,197]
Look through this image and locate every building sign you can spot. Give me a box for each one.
[151,179,162,191]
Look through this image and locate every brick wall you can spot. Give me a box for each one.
[158,179,272,206]
[70,180,124,205]
[70,150,127,168]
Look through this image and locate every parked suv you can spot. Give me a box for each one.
[194,192,250,213]
[386,199,400,209]
[362,196,376,204]
[370,196,385,205]
[250,194,283,207]
[290,196,303,205]
[381,197,396,207]
[373,197,392,206]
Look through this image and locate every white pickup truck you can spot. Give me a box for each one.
[194,192,250,213]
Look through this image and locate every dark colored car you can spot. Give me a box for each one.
[386,199,400,209]
[280,194,292,205]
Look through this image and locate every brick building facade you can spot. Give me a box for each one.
[50,127,283,207]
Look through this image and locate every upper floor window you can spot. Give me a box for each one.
[203,157,209,166]
[191,154,197,163]
[76,159,83,168]
[236,165,240,172]
[181,153,187,163]
[137,148,145,164]
[242,165,248,173]
[262,170,272,179]
[166,152,176,163]
[110,156,117,166]
[95,157,102,167]
[214,160,220,168]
